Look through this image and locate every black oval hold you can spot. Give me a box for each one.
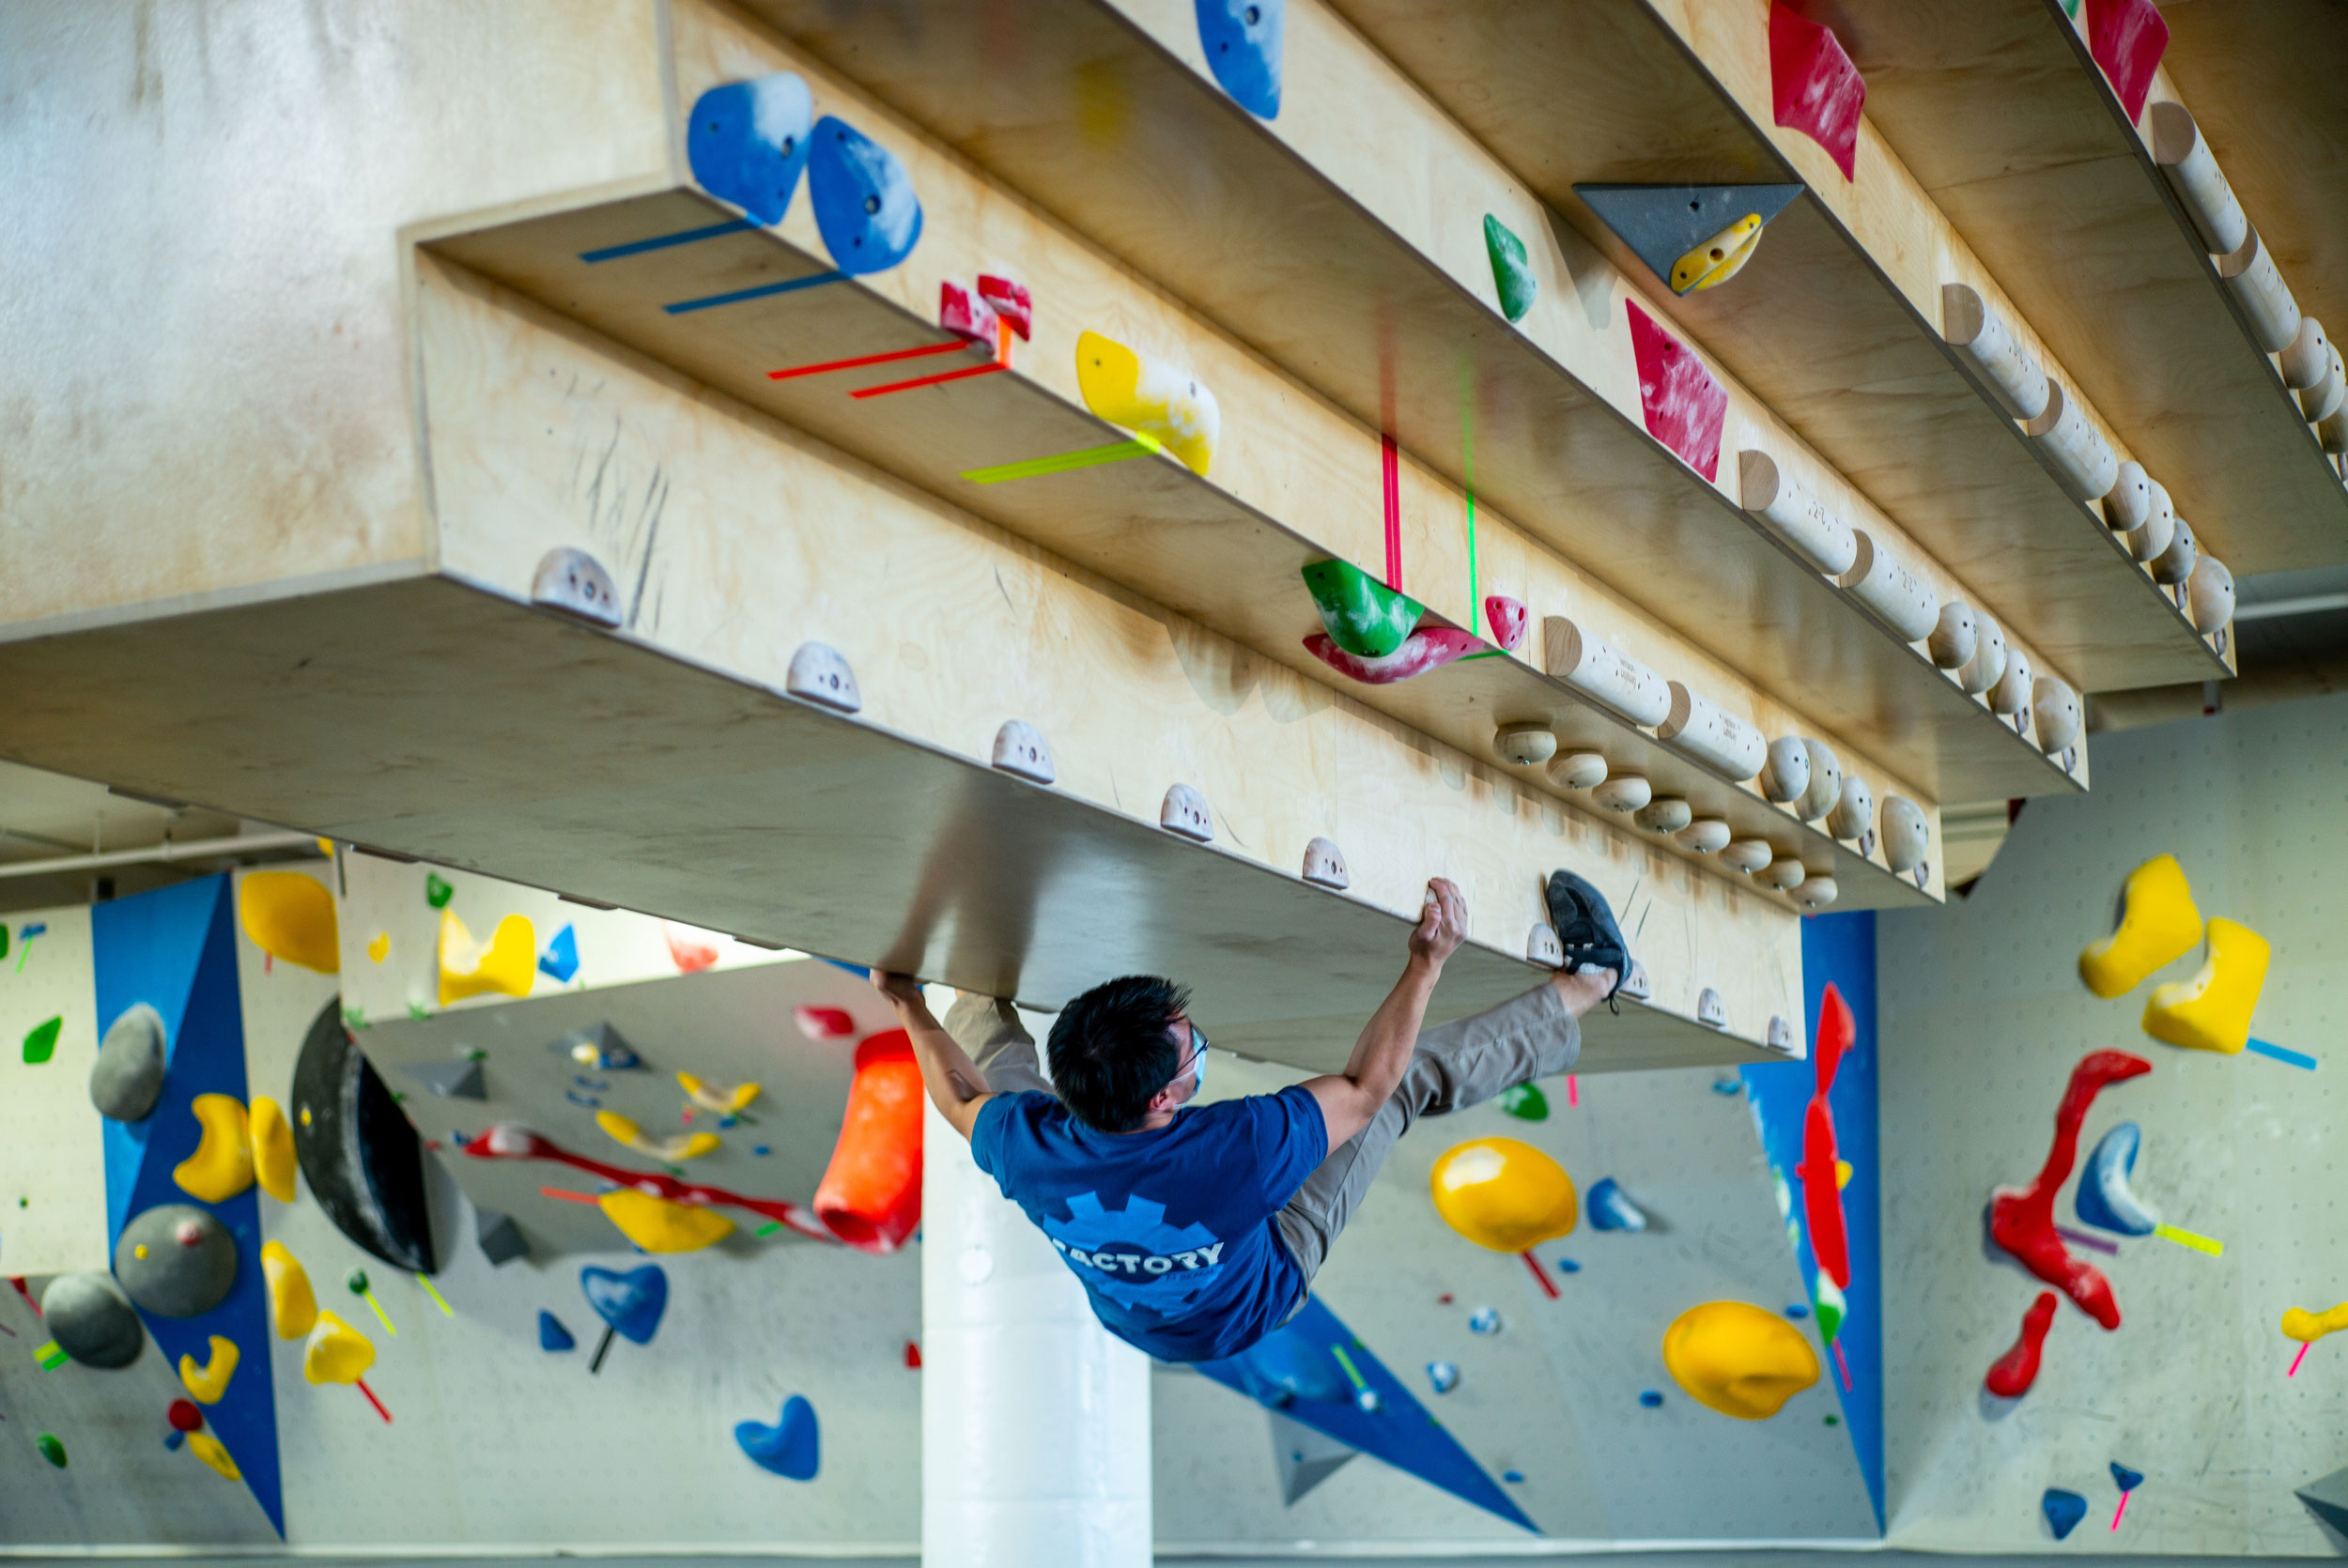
[291,1001,437,1273]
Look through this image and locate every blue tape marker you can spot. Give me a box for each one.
[664,268,846,315]
[2248,1038,2318,1070]
[579,217,758,265]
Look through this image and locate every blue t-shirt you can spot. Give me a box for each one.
[970,1085,1329,1361]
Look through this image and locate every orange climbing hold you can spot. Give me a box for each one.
[812,1031,925,1253]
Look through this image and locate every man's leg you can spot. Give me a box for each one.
[941,992,1057,1098]
[1274,982,1579,1287]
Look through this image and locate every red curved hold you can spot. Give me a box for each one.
[1303,627,1483,685]
[1769,2,1865,181]
[1798,984,1855,1289]
[1483,595,1528,653]
[1626,301,1727,483]
[1985,1291,2059,1397]
[2085,0,2168,123]
[1989,1050,2152,1330]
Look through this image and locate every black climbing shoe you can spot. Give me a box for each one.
[1545,870,1630,1010]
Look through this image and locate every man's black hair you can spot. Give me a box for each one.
[1046,975,1193,1132]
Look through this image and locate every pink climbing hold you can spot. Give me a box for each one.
[795,1006,857,1041]
[1483,595,1528,653]
[1990,1050,2152,1330]
[1626,301,1727,484]
[938,281,1001,347]
[2084,0,2168,123]
[977,275,1033,341]
[1769,2,1865,182]
[1985,1290,2059,1397]
[1303,628,1483,686]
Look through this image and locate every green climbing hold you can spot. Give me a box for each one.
[425,873,454,909]
[1824,1413,1840,1426]
[1498,1083,1550,1122]
[22,1016,62,1065]
[1484,213,1537,324]
[1813,1274,1846,1345]
[37,1432,67,1468]
[1301,559,1426,659]
[346,1268,371,1294]
[342,1005,368,1030]
[407,1003,430,1022]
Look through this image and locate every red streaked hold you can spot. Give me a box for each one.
[796,1005,857,1041]
[1990,1050,2153,1330]
[904,1340,923,1369]
[1626,301,1727,484]
[2085,0,2168,123]
[938,280,1001,346]
[1483,595,1528,653]
[1303,628,1484,685]
[1985,1291,2059,1397]
[1769,2,1865,181]
[1798,985,1855,1290]
[977,274,1032,340]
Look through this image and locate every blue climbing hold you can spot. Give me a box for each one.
[580,1264,668,1345]
[736,1393,820,1480]
[1639,1390,1663,1407]
[163,1429,186,1452]
[1786,1303,1810,1319]
[2043,1487,2088,1540]
[753,1145,771,1157]
[687,74,814,226]
[1426,1360,1460,1394]
[1195,0,1284,119]
[1503,1469,1525,1483]
[809,116,922,275]
[1468,1306,1502,1336]
[538,1311,577,1352]
[1587,1176,1650,1232]
[1554,1256,1581,1273]
[538,924,580,984]
[2078,1122,2158,1237]
[2112,1462,2144,1492]
[1710,1075,1743,1096]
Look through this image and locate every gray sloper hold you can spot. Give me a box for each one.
[90,1003,167,1122]
[404,1057,487,1100]
[1267,1408,1357,1505]
[41,1271,145,1368]
[114,1205,237,1318]
[2297,1465,2348,1538]
[476,1208,530,1268]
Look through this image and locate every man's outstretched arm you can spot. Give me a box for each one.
[1300,878,1468,1150]
[872,972,996,1142]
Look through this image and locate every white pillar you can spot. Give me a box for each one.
[921,1005,1151,1568]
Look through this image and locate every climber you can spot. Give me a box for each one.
[870,871,1627,1361]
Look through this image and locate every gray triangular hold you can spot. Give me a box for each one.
[405,1057,487,1099]
[1268,1408,1357,1505]
[476,1208,529,1268]
[1574,183,1807,289]
[2295,1464,2348,1536]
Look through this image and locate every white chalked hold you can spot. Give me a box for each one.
[1696,988,1727,1029]
[1159,784,1213,842]
[1928,602,1977,670]
[1527,923,1565,967]
[1798,876,1840,911]
[1591,774,1653,813]
[990,720,1055,784]
[1759,737,1810,805]
[1958,615,2007,697]
[531,546,622,628]
[1494,722,1558,766]
[1677,818,1731,854]
[1301,837,1351,890]
[1633,797,1692,835]
[1989,649,2034,718]
[1879,795,1929,874]
[2126,480,2177,563]
[1766,1015,1796,1053]
[2150,518,2198,587]
[1548,752,1609,792]
[2033,678,2082,753]
[2281,317,2333,392]
[1796,740,1842,823]
[1618,961,1652,1001]
[1722,838,1774,873]
[785,641,863,713]
[2187,558,2234,636]
[1827,776,1874,843]
[1759,858,1807,891]
[2104,460,2153,533]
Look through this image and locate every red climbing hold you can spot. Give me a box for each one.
[2084,0,2168,124]
[1768,2,1865,181]
[1985,1291,2059,1397]
[1483,595,1528,654]
[904,1340,923,1369]
[1797,985,1854,1290]
[1990,1050,2152,1330]
[795,1006,857,1042]
[1303,628,1483,686]
[167,1399,204,1433]
[1626,301,1726,484]
[977,275,1033,341]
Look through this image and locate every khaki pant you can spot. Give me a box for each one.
[943,982,1581,1293]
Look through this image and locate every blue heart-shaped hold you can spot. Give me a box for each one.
[580,1265,668,1345]
[538,1311,576,1352]
[735,1394,820,1481]
[687,74,814,226]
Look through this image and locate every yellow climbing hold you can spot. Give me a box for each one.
[597,1190,738,1253]
[1662,1300,1821,1420]
[237,871,340,974]
[174,1094,255,1203]
[1429,1136,1578,1253]
[251,1096,297,1202]
[2282,1303,2348,1343]
[187,1430,241,1481]
[1074,330,1219,476]
[1670,213,1765,295]
[2142,916,2270,1054]
[301,1310,375,1385]
[367,931,391,963]
[178,1335,240,1405]
[1835,1159,1853,1191]
[678,1071,761,1114]
[438,909,537,1007]
[2079,854,2202,997]
[263,1240,318,1340]
[595,1110,720,1162]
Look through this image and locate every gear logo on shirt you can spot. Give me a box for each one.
[1044,1192,1228,1311]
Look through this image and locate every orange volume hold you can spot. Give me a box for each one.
[812,1030,925,1253]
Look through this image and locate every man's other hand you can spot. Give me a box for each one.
[1409,878,1468,968]
[872,969,925,1007]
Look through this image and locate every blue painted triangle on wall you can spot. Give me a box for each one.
[92,875,284,1537]
[1197,1295,1537,1532]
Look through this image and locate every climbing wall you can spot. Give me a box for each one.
[0,903,102,1275]
[1880,693,2348,1552]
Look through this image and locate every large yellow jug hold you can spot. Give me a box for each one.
[301,1310,376,1386]
[2078,853,2201,997]
[1074,330,1220,476]
[1429,1136,1577,1253]
[1662,1300,1821,1420]
[237,872,340,974]
[438,909,537,1007]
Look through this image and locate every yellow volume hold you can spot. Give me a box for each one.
[1074,330,1219,477]
[187,1430,241,1481]
[2079,853,2202,997]
[262,1239,318,1340]
[251,1095,298,1202]
[2283,1303,2348,1343]
[438,910,537,1007]
[2143,916,2270,1054]
[174,1094,255,1204]
[1429,1137,1578,1253]
[179,1335,240,1404]
[1670,214,1765,295]
[301,1311,375,1386]
[237,871,340,974]
[1663,1300,1821,1420]
[597,1190,738,1253]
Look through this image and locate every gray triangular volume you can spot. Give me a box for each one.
[476,1208,529,1268]
[2295,1465,2348,1536]
[405,1057,487,1100]
[1574,184,1807,287]
[1268,1408,1357,1506]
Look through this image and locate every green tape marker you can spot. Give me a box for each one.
[962,433,1162,484]
[1328,1343,1368,1391]
[36,1341,69,1371]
